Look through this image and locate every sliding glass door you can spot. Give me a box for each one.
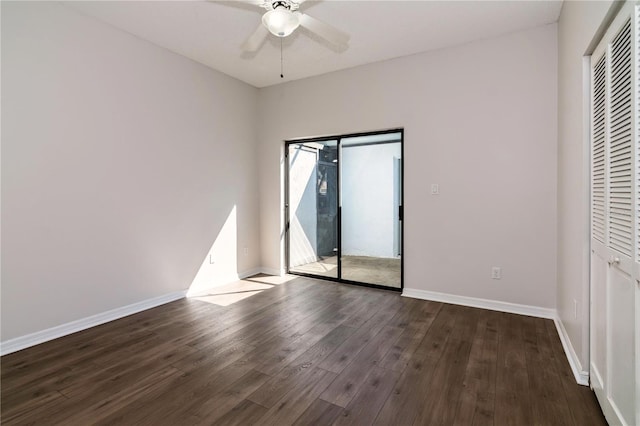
[285,129,403,291]
[340,133,402,288]
[287,140,338,279]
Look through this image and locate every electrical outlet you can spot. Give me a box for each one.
[243,247,249,256]
[491,267,501,279]
[431,184,439,195]
[573,299,578,319]
[209,254,214,264]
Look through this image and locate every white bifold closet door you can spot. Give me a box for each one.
[590,2,639,425]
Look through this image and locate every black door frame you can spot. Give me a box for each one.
[284,128,404,292]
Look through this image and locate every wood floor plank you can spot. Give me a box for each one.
[243,291,357,364]
[341,291,388,329]
[184,282,330,351]
[0,390,68,425]
[170,341,255,373]
[5,366,182,426]
[95,358,259,426]
[318,296,403,374]
[0,360,99,414]
[221,293,349,352]
[452,309,499,426]
[412,304,478,426]
[0,275,607,426]
[1,328,160,392]
[60,342,199,399]
[292,399,343,426]
[246,324,356,408]
[373,302,460,426]
[212,399,268,426]
[253,311,348,376]
[385,297,421,328]
[184,368,271,425]
[494,312,534,425]
[256,367,337,426]
[522,316,574,425]
[57,366,183,425]
[379,300,442,372]
[332,366,400,426]
[319,325,403,407]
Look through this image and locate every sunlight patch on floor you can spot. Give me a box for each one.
[191,281,274,307]
[244,274,298,285]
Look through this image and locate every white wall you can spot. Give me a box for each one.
[1,2,260,342]
[258,24,558,309]
[557,0,615,377]
[341,143,401,258]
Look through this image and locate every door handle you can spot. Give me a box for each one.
[607,256,620,266]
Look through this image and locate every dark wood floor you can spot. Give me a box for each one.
[1,275,606,425]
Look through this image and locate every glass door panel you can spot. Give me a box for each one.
[340,133,402,288]
[287,140,338,279]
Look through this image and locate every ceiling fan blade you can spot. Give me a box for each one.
[297,13,349,47]
[241,24,269,52]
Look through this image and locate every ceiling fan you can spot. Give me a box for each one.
[240,0,350,52]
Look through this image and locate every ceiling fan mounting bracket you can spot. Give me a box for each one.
[272,1,289,10]
[265,0,300,12]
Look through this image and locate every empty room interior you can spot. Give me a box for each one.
[1,0,638,425]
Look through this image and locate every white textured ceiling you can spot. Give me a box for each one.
[64,1,563,88]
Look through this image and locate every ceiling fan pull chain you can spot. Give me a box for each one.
[280,38,284,79]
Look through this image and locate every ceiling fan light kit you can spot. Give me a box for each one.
[262,2,299,37]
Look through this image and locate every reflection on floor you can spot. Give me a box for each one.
[290,255,401,288]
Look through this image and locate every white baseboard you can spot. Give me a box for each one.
[402,288,556,319]
[591,362,604,390]
[554,318,590,386]
[0,290,186,356]
[258,267,284,276]
[239,267,264,280]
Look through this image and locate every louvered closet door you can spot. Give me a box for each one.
[589,3,639,425]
